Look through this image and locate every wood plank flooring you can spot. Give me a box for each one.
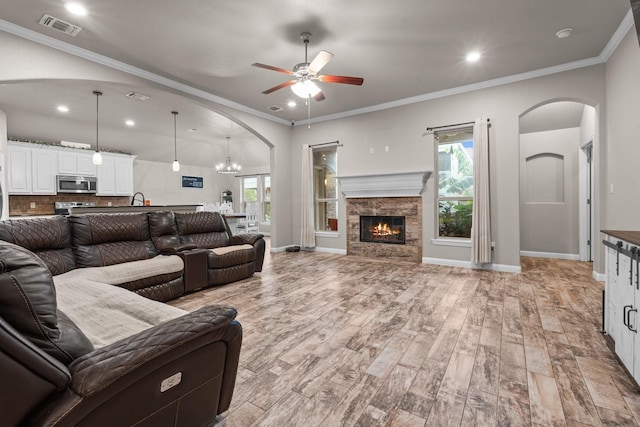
[170,243,640,426]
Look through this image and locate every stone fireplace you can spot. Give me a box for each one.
[338,171,430,263]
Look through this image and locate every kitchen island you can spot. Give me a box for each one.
[69,204,202,214]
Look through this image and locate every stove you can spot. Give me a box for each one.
[54,201,95,215]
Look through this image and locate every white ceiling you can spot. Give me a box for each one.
[0,0,634,167]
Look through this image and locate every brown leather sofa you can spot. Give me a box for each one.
[0,211,266,300]
[0,240,242,426]
[150,211,266,288]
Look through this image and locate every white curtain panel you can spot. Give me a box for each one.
[300,144,316,248]
[471,117,492,264]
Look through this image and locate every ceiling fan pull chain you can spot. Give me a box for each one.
[308,95,311,129]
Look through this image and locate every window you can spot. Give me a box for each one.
[436,127,474,238]
[313,146,338,232]
[241,175,270,224]
[262,175,271,222]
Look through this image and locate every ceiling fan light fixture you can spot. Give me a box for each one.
[291,80,321,98]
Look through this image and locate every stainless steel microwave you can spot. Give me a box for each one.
[56,175,97,194]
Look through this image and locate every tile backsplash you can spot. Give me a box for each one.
[9,195,130,216]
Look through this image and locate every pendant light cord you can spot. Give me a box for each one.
[93,90,102,151]
[172,111,178,160]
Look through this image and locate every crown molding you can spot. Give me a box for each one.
[2,10,635,129]
[0,19,292,127]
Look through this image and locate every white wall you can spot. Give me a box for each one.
[292,66,607,271]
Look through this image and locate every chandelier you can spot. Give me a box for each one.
[216,137,241,174]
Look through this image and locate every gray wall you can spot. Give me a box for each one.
[292,66,607,271]
[605,28,640,231]
[519,128,580,256]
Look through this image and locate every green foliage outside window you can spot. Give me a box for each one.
[437,131,474,238]
[439,200,473,238]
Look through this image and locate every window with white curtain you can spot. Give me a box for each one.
[435,126,474,238]
[313,146,338,232]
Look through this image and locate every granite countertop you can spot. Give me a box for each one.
[69,204,201,214]
[602,230,640,247]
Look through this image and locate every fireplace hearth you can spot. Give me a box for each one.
[360,215,406,245]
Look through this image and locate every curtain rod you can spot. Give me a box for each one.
[309,140,342,147]
[424,118,491,133]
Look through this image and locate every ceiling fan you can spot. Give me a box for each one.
[252,32,364,101]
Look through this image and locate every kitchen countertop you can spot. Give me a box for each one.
[69,204,202,214]
[602,230,640,247]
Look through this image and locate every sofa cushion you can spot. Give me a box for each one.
[0,241,94,364]
[70,213,158,267]
[175,211,231,248]
[208,244,256,269]
[148,211,182,249]
[0,216,76,275]
[53,271,187,348]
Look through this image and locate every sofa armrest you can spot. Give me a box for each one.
[69,304,240,396]
[159,243,198,253]
[230,233,264,246]
[30,305,242,426]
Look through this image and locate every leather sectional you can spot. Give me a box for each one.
[0,210,265,426]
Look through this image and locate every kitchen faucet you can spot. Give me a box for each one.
[131,192,145,206]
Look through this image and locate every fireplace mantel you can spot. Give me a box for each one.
[337,171,431,198]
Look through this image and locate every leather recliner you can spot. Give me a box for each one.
[149,211,266,288]
[0,240,242,427]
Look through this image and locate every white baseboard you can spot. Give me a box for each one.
[270,246,289,253]
[306,246,347,255]
[422,257,522,273]
[593,271,606,282]
[520,251,580,261]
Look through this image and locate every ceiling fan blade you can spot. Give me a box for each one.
[313,91,326,102]
[318,74,364,85]
[262,80,297,94]
[308,50,334,74]
[252,63,295,75]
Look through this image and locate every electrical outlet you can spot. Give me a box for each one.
[30,202,36,209]
[108,201,112,206]
[385,145,390,152]
[369,147,375,154]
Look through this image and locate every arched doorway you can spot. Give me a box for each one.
[519,100,596,261]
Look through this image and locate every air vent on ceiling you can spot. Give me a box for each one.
[267,105,284,112]
[39,14,82,36]
[125,91,150,101]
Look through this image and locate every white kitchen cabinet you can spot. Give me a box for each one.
[8,143,57,195]
[58,150,96,176]
[604,232,640,384]
[96,153,135,196]
[7,144,31,194]
[31,148,57,194]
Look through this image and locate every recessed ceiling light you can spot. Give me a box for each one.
[125,119,135,126]
[57,105,69,112]
[288,100,297,107]
[65,2,88,16]
[555,28,573,39]
[466,51,481,63]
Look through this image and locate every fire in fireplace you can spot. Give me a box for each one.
[360,215,406,245]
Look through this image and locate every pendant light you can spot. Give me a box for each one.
[92,90,103,165]
[171,111,180,172]
[216,137,242,174]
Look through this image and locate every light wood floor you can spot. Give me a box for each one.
[170,242,640,426]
